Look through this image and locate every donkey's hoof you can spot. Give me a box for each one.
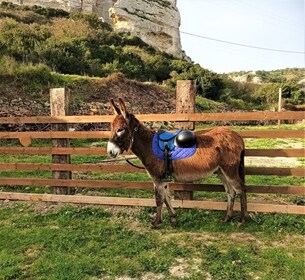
[237,219,246,227]
[222,215,233,223]
[151,218,163,228]
[244,212,251,220]
[237,222,244,227]
[151,222,162,229]
[170,217,177,227]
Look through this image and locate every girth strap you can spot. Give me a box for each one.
[152,130,197,182]
[163,144,173,182]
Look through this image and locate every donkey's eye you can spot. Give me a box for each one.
[116,128,125,136]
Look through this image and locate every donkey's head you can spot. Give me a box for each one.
[107,98,134,158]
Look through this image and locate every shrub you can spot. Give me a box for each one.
[0,55,19,76]
[15,63,54,95]
[37,38,89,74]
[0,18,50,62]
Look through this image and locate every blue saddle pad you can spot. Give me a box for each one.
[152,130,197,160]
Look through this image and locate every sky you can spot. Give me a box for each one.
[177,0,305,73]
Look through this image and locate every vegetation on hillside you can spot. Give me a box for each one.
[226,69,305,109]
[0,3,222,103]
[228,68,305,83]
[0,2,304,111]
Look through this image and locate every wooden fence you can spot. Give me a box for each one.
[0,89,304,215]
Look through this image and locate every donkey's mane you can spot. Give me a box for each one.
[130,114,154,137]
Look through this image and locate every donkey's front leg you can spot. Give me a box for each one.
[152,183,165,228]
[164,184,177,227]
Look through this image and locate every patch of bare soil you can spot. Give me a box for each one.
[245,157,301,167]
[0,200,70,213]
[0,73,175,116]
[73,73,176,115]
[169,257,201,278]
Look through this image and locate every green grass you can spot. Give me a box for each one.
[0,203,304,280]
[245,137,304,149]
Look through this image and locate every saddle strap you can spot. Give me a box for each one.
[162,143,173,181]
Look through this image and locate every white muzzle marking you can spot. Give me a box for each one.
[107,141,121,158]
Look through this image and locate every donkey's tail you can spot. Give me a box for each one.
[239,149,246,187]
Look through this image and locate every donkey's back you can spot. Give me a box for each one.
[200,126,244,163]
[173,127,244,182]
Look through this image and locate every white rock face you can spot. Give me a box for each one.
[229,72,263,84]
[109,0,181,57]
[1,0,182,57]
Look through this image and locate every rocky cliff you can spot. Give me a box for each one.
[2,0,182,57]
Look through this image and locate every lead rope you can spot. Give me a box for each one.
[125,158,145,170]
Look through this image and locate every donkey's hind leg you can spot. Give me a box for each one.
[219,168,248,225]
[152,182,166,228]
[236,184,248,225]
[217,169,236,222]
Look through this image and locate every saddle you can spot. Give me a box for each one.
[152,129,197,181]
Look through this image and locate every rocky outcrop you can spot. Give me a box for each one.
[109,0,181,57]
[229,72,263,84]
[1,0,182,57]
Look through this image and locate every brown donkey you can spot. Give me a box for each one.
[107,98,249,227]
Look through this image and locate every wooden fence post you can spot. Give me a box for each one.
[174,80,196,200]
[50,88,72,195]
[278,87,282,126]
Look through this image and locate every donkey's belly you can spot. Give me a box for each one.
[172,166,218,182]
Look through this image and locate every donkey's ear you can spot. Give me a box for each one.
[109,99,121,115]
[118,98,128,119]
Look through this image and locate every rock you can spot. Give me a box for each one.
[110,0,182,57]
[2,0,182,57]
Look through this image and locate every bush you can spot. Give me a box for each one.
[69,13,111,31]
[0,55,19,76]
[15,63,55,95]
[0,18,50,62]
[195,95,224,112]
[30,5,69,18]
[167,62,224,99]
[38,38,89,74]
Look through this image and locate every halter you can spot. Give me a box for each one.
[129,125,138,150]
[125,125,146,169]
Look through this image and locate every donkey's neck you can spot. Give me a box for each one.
[130,120,154,167]
[128,117,166,180]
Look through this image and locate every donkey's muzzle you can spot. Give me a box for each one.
[107,141,121,158]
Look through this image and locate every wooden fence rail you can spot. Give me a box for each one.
[0,179,304,195]
[0,163,304,176]
[0,192,303,215]
[0,147,304,157]
[0,130,304,140]
[0,111,304,124]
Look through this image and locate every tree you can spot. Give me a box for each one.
[167,62,224,100]
[37,38,89,74]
